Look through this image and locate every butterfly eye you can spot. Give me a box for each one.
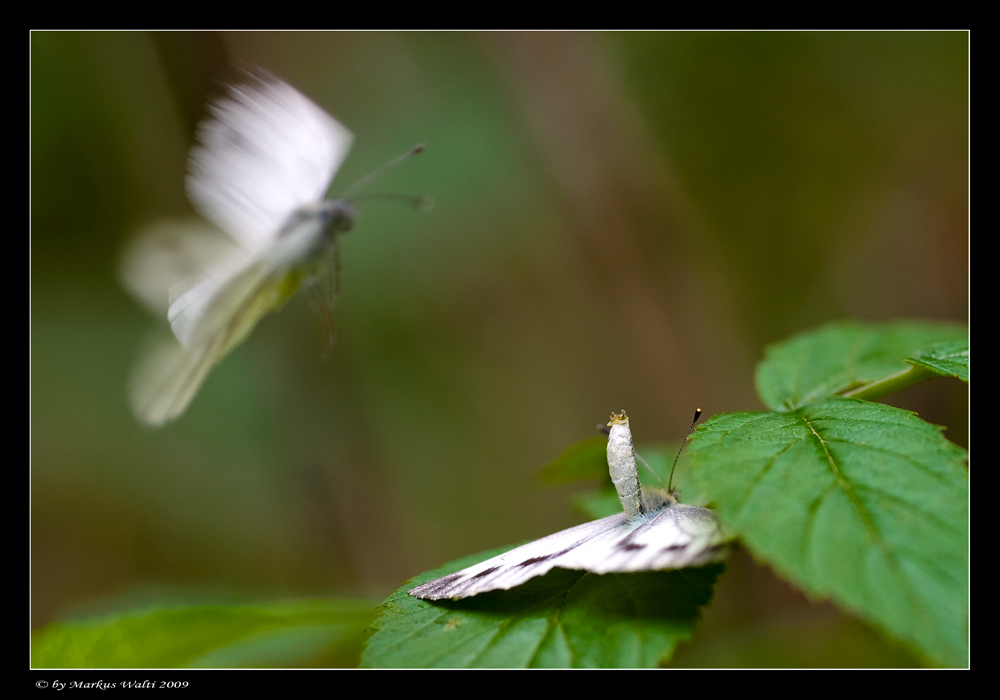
[319,201,357,232]
[332,212,354,232]
[607,410,628,427]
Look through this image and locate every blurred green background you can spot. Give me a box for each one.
[31,31,967,666]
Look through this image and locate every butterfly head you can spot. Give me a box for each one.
[317,199,357,233]
[608,410,629,428]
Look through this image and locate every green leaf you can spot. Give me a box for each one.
[363,547,724,668]
[573,488,624,520]
[755,320,968,411]
[569,445,710,520]
[536,435,609,485]
[538,437,680,486]
[31,599,376,668]
[905,339,969,382]
[540,438,705,520]
[686,397,968,667]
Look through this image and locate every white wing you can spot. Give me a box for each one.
[165,207,334,351]
[408,503,729,601]
[119,219,246,318]
[129,254,282,427]
[185,73,353,252]
[128,329,227,427]
[166,248,265,350]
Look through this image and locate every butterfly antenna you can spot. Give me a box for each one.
[635,452,666,489]
[668,408,703,495]
[351,192,434,212]
[343,144,426,199]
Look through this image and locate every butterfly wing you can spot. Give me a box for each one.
[166,207,336,351]
[408,503,729,601]
[128,328,228,427]
[119,219,246,318]
[186,73,353,253]
[573,503,729,574]
[124,74,353,426]
[409,515,629,601]
[130,259,307,426]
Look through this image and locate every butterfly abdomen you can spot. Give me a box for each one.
[607,411,644,518]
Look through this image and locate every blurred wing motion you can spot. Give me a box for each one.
[122,72,354,426]
[186,73,353,251]
[409,411,729,601]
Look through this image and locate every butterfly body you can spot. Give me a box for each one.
[606,410,677,517]
[409,411,730,601]
[124,74,358,426]
[167,198,355,350]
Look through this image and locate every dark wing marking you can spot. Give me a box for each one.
[409,503,729,601]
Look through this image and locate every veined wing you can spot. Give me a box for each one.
[131,265,306,426]
[408,503,729,601]
[574,503,729,574]
[128,328,228,427]
[166,212,325,351]
[167,250,266,350]
[186,73,353,252]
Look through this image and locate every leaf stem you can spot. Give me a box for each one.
[840,365,937,402]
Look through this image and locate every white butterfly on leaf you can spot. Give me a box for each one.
[409,411,730,601]
[122,72,419,427]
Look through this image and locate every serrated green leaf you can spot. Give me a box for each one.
[686,397,968,667]
[363,546,724,668]
[755,320,967,411]
[31,599,376,668]
[905,339,969,382]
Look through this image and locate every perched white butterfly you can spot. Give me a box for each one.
[122,72,418,426]
[409,411,729,601]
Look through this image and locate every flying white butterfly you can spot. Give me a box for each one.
[409,411,729,601]
[121,72,420,426]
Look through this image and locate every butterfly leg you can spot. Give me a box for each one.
[308,282,337,358]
